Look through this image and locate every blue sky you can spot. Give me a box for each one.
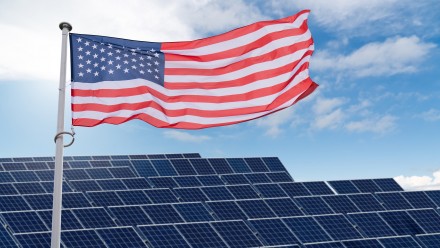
[0,0,439,189]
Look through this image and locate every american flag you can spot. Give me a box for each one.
[70,10,317,129]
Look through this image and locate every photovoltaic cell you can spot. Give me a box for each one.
[1,211,48,233]
[282,216,332,243]
[37,210,83,231]
[91,155,111,160]
[183,153,201,158]
[23,194,53,210]
[304,242,344,248]
[302,181,334,195]
[244,158,269,172]
[61,229,106,248]
[314,214,363,241]
[248,218,298,246]
[121,178,151,189]
[35,170,54,181]
[373,178,403,192]
[70,180,102,192]
[150,177,179,188]
[342,239,383,248]
[406,209,440,233]
[0,183,18,195]
[115,189,152,205]
[208,158,235,174]
[201,186,235,201]
[206,201,247,220]
[327,180,361,194]
[87,191,124,207]
[169,159,197,175]
[173,176,202,187]
[25,162,48,170]
[279,182,311,197]
[144,188,179,203]
[150,159,178,176]
[147,154,166,159]
[376,192,413,210]
[13,182,46,194]
[188,158,216,175]
[173,187,209,202]
[166,154,184,159]
[416,234,440,248]
[110,160,132,167]
[347,193,385,212]
[142,204,184,224]
[173,203,214,222]
[321,195,360,214]
[244,173,272,183]
[211,220,263,248]
[425,190,440,207]
[108,206,152,226]
[89,160,112,167]
[13,157,33,162]
[294,197,334,215]
[262,157,286,172]
[264,198,304,217]
[71,207,117,228]
[226,158,250,173]
[96,179,127,190]
[129,155,148,160]
[378,236,422,248]
[254,183,289,198]
[221,174,250,185]
[62,192,93,208]
[85,168,113,179]
[0,195,30,211]
[197,175,224,186]
[69,161,91,168]
[138,224,190,248]
[347,212,397,238]
[107,167,137,178]
[10,171,39,182]
[266,172,294,183]
[379,211,425,236]
[0,172,14,183]
[176,222,228,248]
[2,162,26,171]
[131,160,158,177]
[15,232,52,248]
[237,199,277,218]
[227,185,260,199]
[401,191,437,209]
[351,179,382,193]
[96,227,147,248]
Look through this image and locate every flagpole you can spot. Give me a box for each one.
[51,22,72,248]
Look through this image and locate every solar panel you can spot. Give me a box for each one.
[379,210,425,236]
[61,229,106,248]
[424,190,440,207]
[37,210,83,231]
[351,179,382,193]
[0,183,18,195]
[188,158,216,175]
[201,186,235,201]
[342,239,384,247]
[166,154,184,159]
[129,155,148,160]
[376,192,413,210]
[282,216,332,243]
[279,182,311,197]
[302,181,334,195]
[173,187,209,202]
[131,160,159,177]
[70,180,102,191]
[169,159,197,175]
[142,204,184,224]
[34,170,54,181]
[25,162,49,170]
[347,212,397,238]
[144,188,179,203]
[416,234,440,248]
[225,158,250,173]
[377,236,422,247]
[96,179,127,190]
[313,214,363,240]
[107,167,137,178]
[237,199,277,218]
[62,192,93,208]
[264,198,304,217]
[40,181,73,193]
[73,156,93,161]
[347,193,386,212]
[248,218,299,246]
[175,222,229,248]
[221,174,250,185]
[149,159,178,176]
[266,172,295,183]
[146,154,166,159]
[173,203,214,222]
[303,242,344,248]
[87,191,124,207]
[150,177,179,188]
[373,178,404,192]
[89,160,112,167]
[406,209,440,233]
[254,183,289,198]
[69,161,91,168]
[138,224,191,248]
[108,206,152,226]
[0,172,14,183]
[211,220,263,248]
[321,195,360,214]
[183,153,202,158]
[120,178,151,189]
[262,157,286,172]
[2,162,26,171]
[226,185,260,199]
[206,201,248,220]
[244,173,272,183]
[14,182,46,194]
[173,176,202,187]
[294,197,334,215]
[85,168,113,179]
[401,191,437,209]
[91,155,111,160]
[110,159,132,167]
[197,175,224,186]
[15,232,53,248]
[10,171,39,182]
[327,180,361,194]
[0,195,30,211]
[71,207,117,228]
[23,194,53,210]
[1,211,48,233]
[205,158,234,174]
[96,227,146,248]
[244,158,269,172]
[115,189,152,205]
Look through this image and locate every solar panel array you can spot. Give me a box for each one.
[0,153,439,247]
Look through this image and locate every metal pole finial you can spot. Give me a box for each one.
[59,22,72,31]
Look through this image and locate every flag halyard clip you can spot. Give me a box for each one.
[54,128,75,147]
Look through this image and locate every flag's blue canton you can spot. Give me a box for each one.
[70,33,164,85]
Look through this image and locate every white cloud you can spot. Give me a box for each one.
[418,109,440,122]
[395,170,440,191]
[164,130,211,143]
[254,108,295,137]
[313,36,436,77]
[345,115,397,134]
[313,109,345,130]
[313,97,346,115]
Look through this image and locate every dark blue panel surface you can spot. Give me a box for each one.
[401,191,437,209]
[226,158,250,173]
[279,182,311,197]
[121,177,151,189]
[201,186,235,201]
[197,175,224,186]
[211,220,263,248]
[347,193,385,212]
[328,180,361,194]
[266,172,294,183]
[38,210,83,231]
[378,236,422,248]
[189,158,216,175]
[61,230,106,248]
[244,173,272,183]
[107,167,137,178]
[109,206,152,226]
[176,223,228,248]
[64,169,91,180]
[416,234,440,248]
[294,196,334,215]
[169,159,197,175]
[262,157,286,171]
[71,207,117,228]
[282,216,332,243]
[174,176,202,187]
[96,179,127,190]
[254,183,289,198]
[249,218,298,246]
[226,185,260,199]
[322,195,360,214]
[244,158,269,172]
[303,181,334,195]
[206,201,247,220]
[144,188,179,203]
[16,232,53,248]
[14,182,46,194]
[96,227,147,248]
[406,209,440,233]
[150,177,178,188]
[348,212,397,238]
[342,239,383,248]
[373,178,404,192]
[351,179,382,193]
[173,187,209,202]
[376,192,413,210]
[70,180,102,191]
[0,183,18,195]
[87,191,124,207]
[0,195,31,211]
[236,199,276,218]
[11,171,39,182]
[23,194,53,210]
[138,224,191,248]
[221,174,250,185]
[314,214,363,240]
[85,168,113,179]
[115,189,152,205]
[264,198,304,217]
[173,203,214,222]
[379,211,425,236]
[1,211,48,233]
[150,159,178,176]
[62,192,93,208]
[208,158,235,174]
[131,160,158,177]
[142,204,184,224]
